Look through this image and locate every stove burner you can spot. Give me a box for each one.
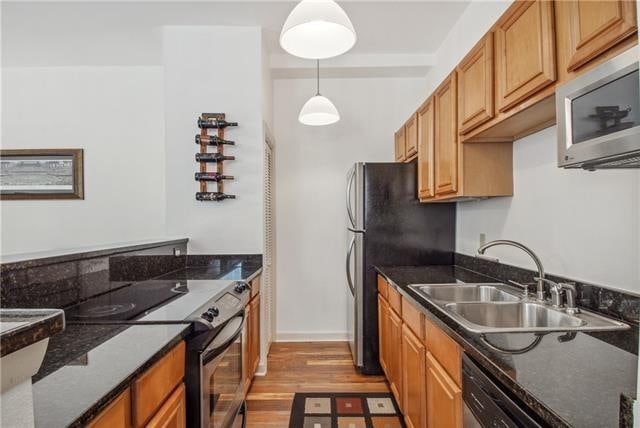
[74,303,136,318]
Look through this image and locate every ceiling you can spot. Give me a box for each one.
[1,1,470,77]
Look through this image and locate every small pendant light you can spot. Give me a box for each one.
[299,60,340,126]
[280,0,357,60]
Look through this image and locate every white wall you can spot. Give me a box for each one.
[1,67,166,255]
[421,0,640,294]
[273,77,427,340]
[163,26,265,254]
[456,127,640,293]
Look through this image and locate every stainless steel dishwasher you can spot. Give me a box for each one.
[462,354,543,428]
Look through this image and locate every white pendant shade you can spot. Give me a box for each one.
[280,0,357,59]
[298,95,340,126]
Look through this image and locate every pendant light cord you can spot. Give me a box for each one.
[316,60,320,96]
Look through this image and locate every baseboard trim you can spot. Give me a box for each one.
[275,332,349,342]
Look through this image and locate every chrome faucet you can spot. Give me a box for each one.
[477,240,546,301]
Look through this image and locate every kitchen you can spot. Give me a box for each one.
[1,0,639,427]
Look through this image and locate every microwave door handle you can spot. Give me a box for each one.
[346,236,356,296]
[203,314,245,362]
[346,166,356,229]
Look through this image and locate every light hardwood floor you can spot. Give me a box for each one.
[245,342,389,428]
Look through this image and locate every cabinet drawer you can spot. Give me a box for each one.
[424,317,461,386]
[145,383,186,428]
[388,285,402,315]
[401,297,424,343]
[133,341,185,427]
[377,275,388,300]
[87,388,131,428]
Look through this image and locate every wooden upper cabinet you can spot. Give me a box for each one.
[395,127,406,162]
[457,33,494,134]
[417,98,435,201]
[404,115,418,159]
[434,72,459,197]
[426,352,462,428]
[563,0,637,72]
[495,0,556,113]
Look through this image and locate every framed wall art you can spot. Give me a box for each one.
[0,149,84,200]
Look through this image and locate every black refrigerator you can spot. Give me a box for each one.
[346,161,455,375]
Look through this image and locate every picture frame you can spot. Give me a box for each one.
[0,149,84,200]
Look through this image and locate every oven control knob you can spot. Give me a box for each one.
[234,282,249,293]
[201,311,214,322]
[208,306,220,317]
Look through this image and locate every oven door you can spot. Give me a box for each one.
[201,314,245,428]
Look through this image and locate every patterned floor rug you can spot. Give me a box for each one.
[288,392,406,428]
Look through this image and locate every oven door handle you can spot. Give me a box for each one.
[202,313,245,363]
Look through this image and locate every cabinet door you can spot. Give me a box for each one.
[377,295,389,375]
[250,295,261,376]
[417,98,435,200]
[145,383,186,428]
[388,308,403,409]
[395,127,407,162]
[405,115,418,159]
[564,0,637,72]
[87,388,131,428]
[434,72,459,197]
[401,325,426,428]
[457,33,494,134]
[495,0,556,112]
[243,301,253,394]
[426,353,462,428]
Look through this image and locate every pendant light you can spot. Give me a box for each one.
[280,0,357,59]
[299,60,340,126]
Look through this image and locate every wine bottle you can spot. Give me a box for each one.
[197,118,238,129]
[196,192,236,201]
[195,135,235,146]
[195,153,236,162]
[194,172,234,182]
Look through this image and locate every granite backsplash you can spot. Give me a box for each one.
[455,253,640,326]
[1,240,188,309]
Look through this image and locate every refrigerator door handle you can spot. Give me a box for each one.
[346,166,357,229]
[345,236,356,296]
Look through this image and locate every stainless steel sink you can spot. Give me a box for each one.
[413,283,520,303]
[408,283,629,334]
[445,302,585,331]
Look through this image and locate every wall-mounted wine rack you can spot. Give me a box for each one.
[195,112,238,202]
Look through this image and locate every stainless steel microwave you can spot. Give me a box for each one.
[556,47,640,170]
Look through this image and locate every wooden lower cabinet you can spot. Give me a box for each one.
[87,341,186,428]
[145,383,186,428]
[426,352,462,428]
[87,388,132,428]
[378,295,389,375]
[387,307,403,407]
[401,324,426,428]
[244,292,261,394]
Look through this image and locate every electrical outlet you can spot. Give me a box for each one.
[479,233,487,247]
[173,248,181,256]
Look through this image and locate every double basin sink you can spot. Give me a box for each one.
[408,283,629,334]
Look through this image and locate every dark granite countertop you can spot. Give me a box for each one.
[375,265,638,428]
[33,323,190,427]
[29,253,263,427]
[0,308,65,357]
